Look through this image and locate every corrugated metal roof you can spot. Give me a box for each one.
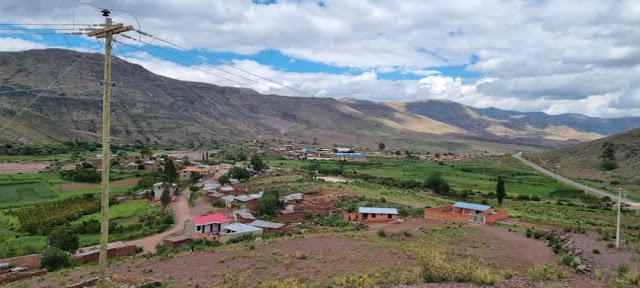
[358,207,398,214]
[220,186,235,191]
[75,241,131,257]
[234,195,254,202]
[222,195,236,202]
[333,153,366,158]
[235,210,256,220]
[249,220,285,229]
[224,223,262,233]
[453,202,492,211]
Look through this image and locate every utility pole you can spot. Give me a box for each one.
[87,9,132,287]
[616,187,621,248]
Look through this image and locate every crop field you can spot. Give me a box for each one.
[273,156,564,198]
[71,201,149,225]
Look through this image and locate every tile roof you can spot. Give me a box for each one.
[358,207,398,214]
[192,213,230,225]
[453,202,492,212]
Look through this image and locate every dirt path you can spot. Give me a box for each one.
[125,190,190,253]
[513,153,639,208]
[476,225,556,269]
[0,162,52,174]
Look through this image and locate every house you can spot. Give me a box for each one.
[348,207,398,223]
[282,192,303,204]
[204,182,221,191]
[72,241,136,264]
[180,166,209,180]
[234,210,256,223]
[218,163,233,171]
[219,185,235,195]
[424,202,508,224]
[332,153,367,162]
[221,195,236,208]
[152,182,177,200]
[229,178,243,192]
[248,220,285,234]
[219,223,263,243]
[143,160,156,169]
[163,235,192,248]
[334,147,354,153]
[234,195,258,212]
[126,162,138,169]
[184,213,231,238]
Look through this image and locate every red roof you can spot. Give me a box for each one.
[192,213,230,225]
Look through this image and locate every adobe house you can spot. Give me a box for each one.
[163,235,192,249]
[152,182,177,200]
[219,223,263,243]
[180,166,210,180]
[229,178,243,192]
[248,220,285,234]
[424,202,508,224]
[184,213,230,238]
[72,241,136,264]
[234,195,258,212]
[355,207,398,223]
[234,210,256,223]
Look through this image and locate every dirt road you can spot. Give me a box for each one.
[126,191,191,253]
[513,152,638,208]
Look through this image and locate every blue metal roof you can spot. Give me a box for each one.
[333,153,366,158]
[453,202,492,211]
[358,207,398,214]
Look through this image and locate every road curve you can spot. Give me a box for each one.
[125,190,191,253]
[513,152,638,207]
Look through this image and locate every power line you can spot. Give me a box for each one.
[139,32,314,97]
[114,39,287,96]
[0,42,100,133]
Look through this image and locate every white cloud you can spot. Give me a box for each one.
[0,37,46,51]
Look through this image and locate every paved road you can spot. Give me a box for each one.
[126,191,191,253]
[513,152,639,208]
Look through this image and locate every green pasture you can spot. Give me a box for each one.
[71,201,149,225]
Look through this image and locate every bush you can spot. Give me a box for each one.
[561,255,575,266]
[530,195,541,201]
[155,244,169,256]
[527,264,567,282]
[48,230,79,253]
[525,228,533,238]
[619,263,629,276]
[607,243,615,248]
[212,199,226,208]
[533,230,543,239]
[592,249,600,254]
[600,160,617,171]
[417,247,499,285]
[42,248,71,272]
[517,194,531,201]
[377,229,387,237]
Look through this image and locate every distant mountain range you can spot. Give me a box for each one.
[1,49,640,152]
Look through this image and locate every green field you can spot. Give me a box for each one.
[272,156,563,197]
[71,201,149,225]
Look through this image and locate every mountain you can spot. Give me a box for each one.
[532,127,640,185]
[1,49,640,152]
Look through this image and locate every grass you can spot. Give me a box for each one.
[70,201,150,225]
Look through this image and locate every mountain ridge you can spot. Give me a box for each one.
[1,49,640,152]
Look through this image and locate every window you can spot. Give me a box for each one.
[372,214,376,218]
[197,226,201,231]
[388,214,392,219]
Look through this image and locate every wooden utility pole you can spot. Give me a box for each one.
[87,9,133,287]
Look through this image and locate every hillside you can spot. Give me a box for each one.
[1,49,640,152]
[532,127,640,185]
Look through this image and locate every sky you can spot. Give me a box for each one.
[1,0,640,118]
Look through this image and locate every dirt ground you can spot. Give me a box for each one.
[557,167,608,182]
[564,231,640,276]
[0,162,52,174]
[55,177,140,191]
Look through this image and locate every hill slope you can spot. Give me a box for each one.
[533,127,640,185]
[1,49,640,152]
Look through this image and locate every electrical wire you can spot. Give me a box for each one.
[115,39,286,96]
[140,32,314,97]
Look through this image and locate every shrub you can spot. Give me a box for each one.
[527,264,567,282]
[47,230,79,253]
[619,263,629,276]
[533,230,543,239]
[530,195,541,201]
[517,194,531,201]
[607,243,615,248]
[377,229,387,237]
[155,244,169,256]
[417,247,500,284]
[212,199,226,208]
[525,228,533,238]
[624,271,640,285]
[561,255,575,266]
[42,248,71,272]
[592,249,600,254]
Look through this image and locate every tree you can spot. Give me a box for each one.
[237,152,248,161]
[312,137,318,145]
[42,248,71,272]
[161,186,172,213]
[189,171,202,184]
[163,159,178,184]
[139,144,153,159]
[425,172,451,195]
[250,154,265,172]
[394,150,401,156]
[496,176,506,206]
[229,166,251,180]
[257,189,281,216]
[48,229,79,253]
[218,175,230,185]
[378,143,385,152]
[600,141,616,161]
